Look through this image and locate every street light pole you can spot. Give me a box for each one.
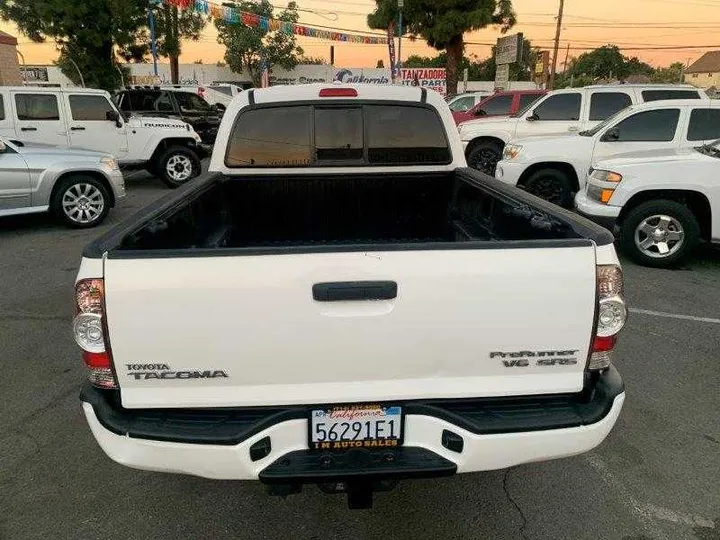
[397,0,404,78]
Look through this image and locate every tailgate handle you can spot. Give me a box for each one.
[313,281,397,302]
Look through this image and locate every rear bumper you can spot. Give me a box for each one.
[81,368,625,481]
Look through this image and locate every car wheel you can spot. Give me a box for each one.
[467,141,503,176]
[524,168,574,208]
[157,146,200,188]
[51,175,110,228]
[619,200,700,268]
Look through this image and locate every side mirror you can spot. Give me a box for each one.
[0,140,6,153]
[526,111,539,121]
[106,109,123,128]
[603,128,620,141]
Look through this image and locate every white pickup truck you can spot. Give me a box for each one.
[75,84,627,508]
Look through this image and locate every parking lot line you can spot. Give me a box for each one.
[629,308,720,325]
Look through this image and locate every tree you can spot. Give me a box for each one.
[0,0,146,90]
[567,45,654,81]
[215,0,304,87]
[298,55,327,65]
[653,62,685,83]
[368,0,516,94]
[153,4,206,83]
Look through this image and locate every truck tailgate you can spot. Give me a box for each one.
[104,246,597,408]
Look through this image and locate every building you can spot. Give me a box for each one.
[0,31,22,85]
[685,51,720,89]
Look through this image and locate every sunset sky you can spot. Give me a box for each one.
[4,0,720,69]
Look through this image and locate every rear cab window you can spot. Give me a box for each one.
[225,103,451,168]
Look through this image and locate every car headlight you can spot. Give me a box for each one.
[590,169,622,183]
[503,144,523,160]
[100,157,119,170]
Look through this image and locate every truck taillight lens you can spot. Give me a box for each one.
[589,266,627,370]
[74,279,117,389]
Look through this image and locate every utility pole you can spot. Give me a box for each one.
[549,0,565,90]
[563,43,570,72]
[397,0,404,77]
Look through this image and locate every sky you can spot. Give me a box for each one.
[5,0,720,69]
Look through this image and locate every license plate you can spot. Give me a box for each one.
[309,404,403,450]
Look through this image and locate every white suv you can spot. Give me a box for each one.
[495,99,720,206]
[458,84,708,176]
[0,86,204,188]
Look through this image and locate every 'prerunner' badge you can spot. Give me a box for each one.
[125,363,228,380]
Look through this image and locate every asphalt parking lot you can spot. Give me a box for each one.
[1,171,718,540]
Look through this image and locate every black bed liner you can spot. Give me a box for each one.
[83,168,613,259]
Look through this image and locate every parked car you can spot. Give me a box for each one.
[205,83,245,106]
[114,86,222,145]
[576,145,720,267]
[495,99,720,207]
[0,136,124,227]
[0,86,204,188]
[76,83,627,509]
[446,91,493,112]
[452,89,546,125]
[459,84,708,175]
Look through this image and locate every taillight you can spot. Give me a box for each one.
[589,265,627,370]
[73,279,117,389]
[319,88,358,97]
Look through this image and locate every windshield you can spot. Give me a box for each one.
[174,92,212,112]
[579,107,632,137]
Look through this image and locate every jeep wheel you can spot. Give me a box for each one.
[157,146,200,188]
[619,200,700,268]
[51,175,110,228]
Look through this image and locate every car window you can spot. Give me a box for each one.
[225,104,450,167]
[687,108,720,141]
[315,108,363,161]
[0,95,5,121]
[173,92,212,112]
[518,93,543,112]
[365,105,450,164]
[608,109,680,142]
[226,106,313,167]
[589,92,632,121]
[641,90,700,101]
[69,95,115,121]
[213,86,233,97]
[532,93,581,121]
[449,95,475,112]
[15,94,60,121]
[155,93,174,112]
[479,94,513,116]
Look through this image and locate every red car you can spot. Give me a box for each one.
[452,89,547,125]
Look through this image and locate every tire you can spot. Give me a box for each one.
[467,141,503,176]
[155,146,201,188]
[51,175,111,229]
[619,199,700,268]
[523,168,574,208]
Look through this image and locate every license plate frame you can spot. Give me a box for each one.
[308,404,404,451]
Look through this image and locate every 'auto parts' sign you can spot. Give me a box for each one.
[399,68,446,96]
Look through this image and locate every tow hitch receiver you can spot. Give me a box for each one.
[259,447,456,509]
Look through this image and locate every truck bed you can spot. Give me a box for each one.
[90,169,611,257]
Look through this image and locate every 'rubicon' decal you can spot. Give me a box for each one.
[125,363,228,380]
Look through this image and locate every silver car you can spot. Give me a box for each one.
[0,137,125,228]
